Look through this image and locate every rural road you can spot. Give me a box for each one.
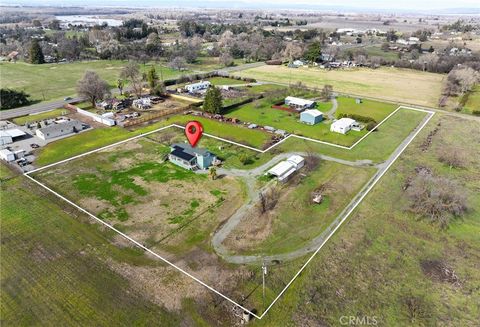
[211,111,434,265]
[0,96,85,120]
[326,97,338,120]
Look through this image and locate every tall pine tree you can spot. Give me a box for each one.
[30,39,45,64]
[203,86,222,114]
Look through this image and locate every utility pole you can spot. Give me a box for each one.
[262,260,267,311]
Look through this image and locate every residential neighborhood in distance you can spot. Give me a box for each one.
[0,1,479,326]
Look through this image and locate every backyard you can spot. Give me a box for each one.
[225,96,368,146]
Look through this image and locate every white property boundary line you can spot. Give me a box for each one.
[24,106,434,319]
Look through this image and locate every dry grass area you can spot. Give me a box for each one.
[237,66,445,108]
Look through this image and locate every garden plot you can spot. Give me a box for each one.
[31,130,246,258]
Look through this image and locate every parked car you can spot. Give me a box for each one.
[64,96,72,101]
[30,143,40,149]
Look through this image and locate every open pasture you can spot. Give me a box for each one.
[237,65,445,108]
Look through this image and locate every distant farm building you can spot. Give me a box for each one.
[284,96,316,111]
[0,149,15,162]
[300,109,324,125]
[0,128,26,145]
[267,155,305,182]
[169,143,217,170]
[330,118,358,134]
[36,120,83,140]
[185,81,211,93]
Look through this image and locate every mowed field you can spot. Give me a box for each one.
[237,66,445,108]
[0,61,187,102]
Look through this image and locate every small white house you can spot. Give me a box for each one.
[185,81,211,93]
[0,149,15,162]
[284,96,315,111]
[330,118,357,134]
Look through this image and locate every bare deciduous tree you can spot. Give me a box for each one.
[120,61,143,98]
[168,56,187,71]
[406,171,468,229]
[258,186,280,215]
[438,148,466,169]
[76,71,110,108]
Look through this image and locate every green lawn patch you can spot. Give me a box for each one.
[225,97,368,146]
[207,77,246,86]
[335,97,398,122]
[0,176,179,325]
[463,85,480,114]
[12,108,69,125]
[0,60,188,103]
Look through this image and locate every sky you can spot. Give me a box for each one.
[3,0,480,12]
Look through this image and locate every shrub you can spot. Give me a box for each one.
[472,110,480,116]
[366,121,377,131]
[0,88,31,110]
[337,113,376,124]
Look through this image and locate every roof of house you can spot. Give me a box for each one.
[0,128,26,138]
[331,118,356,129]
[301,109,323,118]
[171,143,210,157]
[285,96,315,106]
[170,148,195,161]
[37,120,82,134]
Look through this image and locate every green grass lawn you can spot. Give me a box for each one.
[0,176,179,325]
[35,115,271,167]
[335,97,398,121]
[0,60,188,103]
[277,108,428,163]
[12,108,69,125]
[206,77,247,86]
[362,45,400,61]
[225,97,368,146]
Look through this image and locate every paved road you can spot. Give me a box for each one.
[211,112,434,264]
[211,152,378,264]
[0,96,85,120]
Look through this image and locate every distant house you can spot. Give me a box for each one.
[267,155,305,182]
[36,120,83,140]
[285,96,316,111]
[330,118,357,134]
[185,81,211,93]
[300,109,324,125]
[169,143,217,170]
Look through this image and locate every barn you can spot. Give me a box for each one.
[330,118,357,134]
[284,96,316,111]
[300,109,324,125]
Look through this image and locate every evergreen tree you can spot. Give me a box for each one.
[304,41,322,63]
[29,39,44,64]
[203,87,222,114]
[146,66,158,90]
[0,89,31,110]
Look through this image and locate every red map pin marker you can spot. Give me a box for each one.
[185,121,203,147]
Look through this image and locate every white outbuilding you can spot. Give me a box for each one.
[284,96,315,111]
[185,81,211,93]
[267,155,305,182]
[0,149,15,162]
[330,118,357,134]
